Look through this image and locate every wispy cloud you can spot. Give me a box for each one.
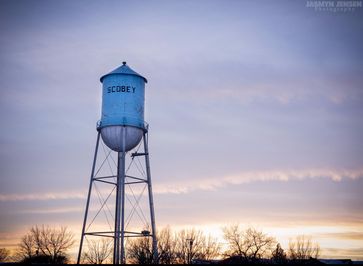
[0,191,86,202]
[20,206,85,214]
[1,168,362,201]
[153,168,363,194]
[321,248,363,260]
[317,232,363,241]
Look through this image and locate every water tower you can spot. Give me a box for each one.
[77,62,157,264]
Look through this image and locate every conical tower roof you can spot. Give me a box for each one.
[100,61,147,83]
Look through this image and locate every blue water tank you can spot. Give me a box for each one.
[98,62,147,152]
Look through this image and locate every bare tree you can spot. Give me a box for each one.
[271,243,287,264]
[126,227,220,264]
[175,229,204,263]
[223,225,276,261]
[175,228,221,263]
[288,235,320,260]
[82,238,112,264]
[127,235,153,264]
[127,227,178,264]
[198,234,221,261]
[18,232,36,261]
[0,248,10,262]
[157,227,177,264]
[16,225,75,263]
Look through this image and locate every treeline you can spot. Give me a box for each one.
[125,225,320,264]
[0,224,320,264]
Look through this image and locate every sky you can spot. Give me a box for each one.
[0,0,363,261]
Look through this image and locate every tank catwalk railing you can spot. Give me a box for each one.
[97,120,149,132]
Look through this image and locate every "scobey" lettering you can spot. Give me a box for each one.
[107,85,136,93]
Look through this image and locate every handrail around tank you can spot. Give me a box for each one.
[96,120,149,132]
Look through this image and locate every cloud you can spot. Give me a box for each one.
[0,191,86,202]
[1,168,362,201]
[19,206,85,214]
[321,248,363,260]
[153,168,363,194]
[317,232,363,241]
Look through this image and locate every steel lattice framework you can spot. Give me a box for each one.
[77,127,157,264]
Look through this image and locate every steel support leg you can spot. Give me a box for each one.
[77,131,101,264]
[143,132,158,263]
[113,127,126,264]
[113,149,121,264]
[120,128,126,264]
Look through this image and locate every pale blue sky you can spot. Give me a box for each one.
[0,0,362,260]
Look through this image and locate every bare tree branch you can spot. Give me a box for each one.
[223,225,276,261]
[16,225,75,263]
[82,238,112,264]
[0,248,10,262]
[288,235,320,260]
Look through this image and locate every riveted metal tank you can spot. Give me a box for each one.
[98,62,147,152]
